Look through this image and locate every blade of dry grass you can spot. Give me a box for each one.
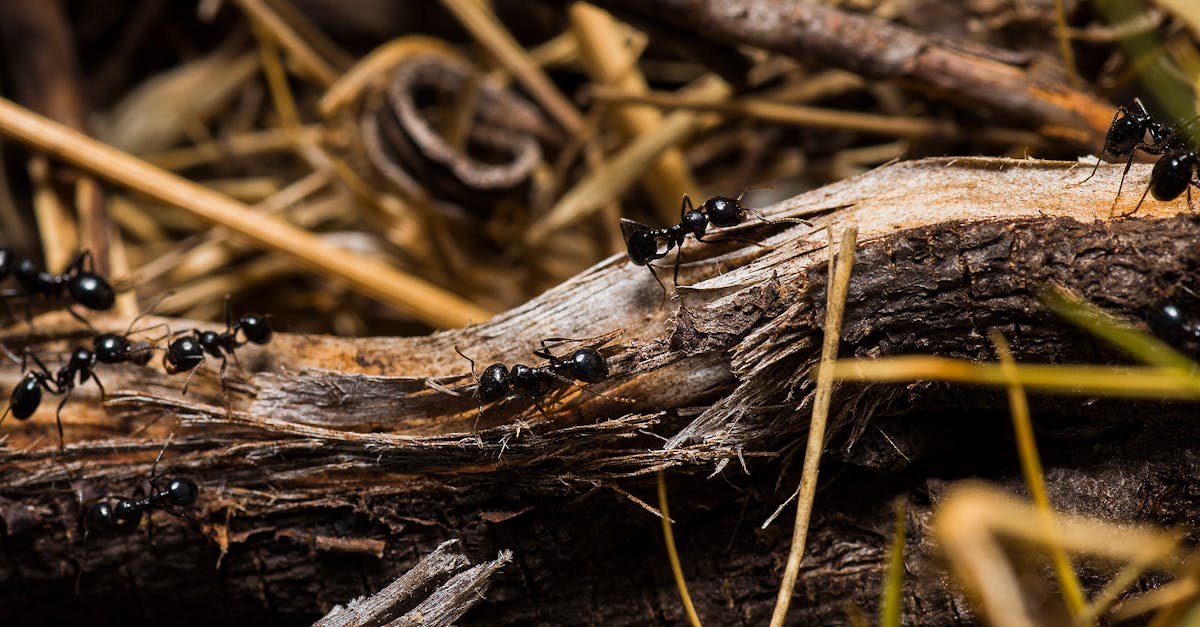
[828,358,1200,398]
[0,96,494,328]
[526,77,729,245]
[229,0,338,87]
[878,497,906,627]
[769,225,857,627]
[657,469,701,627]
[991,331,1085,617]
[569,3,698,225]
[1041,284,1196,371]
[439,0,585,134]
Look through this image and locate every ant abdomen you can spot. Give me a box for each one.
[9,373,48,420]
[625,230,662,267]
[1150,151,1198,202]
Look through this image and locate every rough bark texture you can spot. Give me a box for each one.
[2,157,1199,625]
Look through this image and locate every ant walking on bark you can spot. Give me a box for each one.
[455,336,625,427]
[2,249,116,315]
[85,436,200,535]
[1080,98,1200,215]
[1,296,169,448]
[620,190,811,291]
[162,294,274,397]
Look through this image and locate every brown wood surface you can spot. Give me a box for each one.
[2,157,1199,625]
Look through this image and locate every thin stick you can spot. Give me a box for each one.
[0,97,493,329]
[769,225,857,627]
[229,0,338,87]
[657,470,701,627]
[991,331,1086,617]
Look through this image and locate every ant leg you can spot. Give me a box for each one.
[90,372,107,403]
[679,194,695,222]
[672,249,684,287]
[1079,107,1126,185]
[66,306,100,333]
[180,360,204,396]
[454,347,488,428]
[217,357,233,413]
[1109,154,1137,213]
[54,390,72,450]
[1121,183,1154,218]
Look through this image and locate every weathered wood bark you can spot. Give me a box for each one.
[2,157,1200,625]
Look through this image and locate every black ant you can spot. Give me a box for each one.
[1,301,166,448]
[1080,98,1200,215]
[86,439,199,534]
[3,250,115,313]
[620,191,810,291]
[1,346,105,450]
[88,477,199,532]
[162,295,273,396]
[1126,132,1200,216]
[456,338,616,424]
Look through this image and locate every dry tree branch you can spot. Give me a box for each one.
[2,157,1199,623]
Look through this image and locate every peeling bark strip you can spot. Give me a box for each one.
[316,539,511,627]
[3,158,1200,624]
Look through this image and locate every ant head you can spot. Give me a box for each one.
[479,363,510,403]
[682,209,709,237]
[88,501,118,531]
[238,314,273,345]
[625,229,660,266]
[1149,151,1198,202]
[164,336,204,374]
[93,334,132,364]
[165,478,198,507]
[703,196,745,228]
[68,274,115,311]
[568,348,608,383]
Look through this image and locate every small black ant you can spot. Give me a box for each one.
[456,338,616,424]
[88,476,199,532]
[85,439,200,534]
[1081,98,1200,215]
[162,295,273,395]
[1,301,167,448]
[621,191,810,290]
[1,346,102,449]
[4,250,115,312]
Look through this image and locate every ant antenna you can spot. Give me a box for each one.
[454,346,486,427]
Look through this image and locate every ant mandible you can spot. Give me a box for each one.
[163,295,273,395]
[621,191,809,291]
[456,338,613,424]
